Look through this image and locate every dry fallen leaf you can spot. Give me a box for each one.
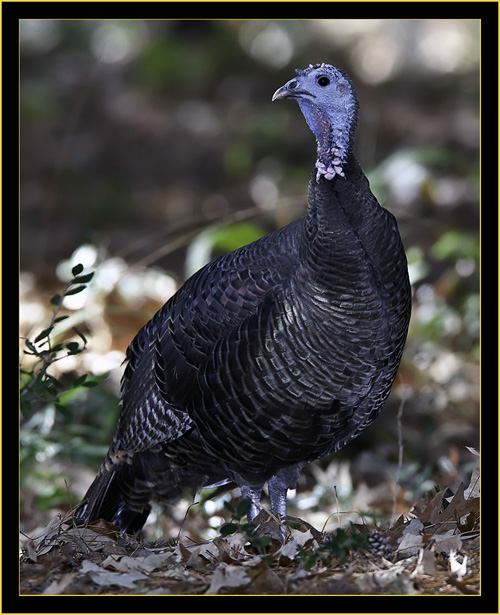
[80,559,147,589]
[206,563,251,594]
[101,554,157,574]
[20,484,479,597]
[352,564,417,594]
[463,453,479,500]
[42,573,77,595]
[431,531,462,554]
[396,519,423,559]
[411,548,436,577]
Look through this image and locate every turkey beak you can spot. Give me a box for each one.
[272,78,298,101]
[272,85,290,101]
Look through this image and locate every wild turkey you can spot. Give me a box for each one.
[77,63,411,534]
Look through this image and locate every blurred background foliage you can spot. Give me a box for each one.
[20,19,479,541]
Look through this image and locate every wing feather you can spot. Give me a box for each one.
[116,219,305,451]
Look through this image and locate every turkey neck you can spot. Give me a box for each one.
[302,155,395,290]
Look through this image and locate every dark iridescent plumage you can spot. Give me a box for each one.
[77,64,411,534]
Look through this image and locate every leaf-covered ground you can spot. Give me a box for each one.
[20,457,479,597]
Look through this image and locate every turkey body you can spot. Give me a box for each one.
[77,64,411,534]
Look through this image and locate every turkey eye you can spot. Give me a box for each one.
[317,76,330,87]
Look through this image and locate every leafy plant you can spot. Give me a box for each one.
[297,523,371,569]
[220,498,271,553]
[20,264,96,420]
[19,263,108,514]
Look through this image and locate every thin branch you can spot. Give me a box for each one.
[392,375,408,524]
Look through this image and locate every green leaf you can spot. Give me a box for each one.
[240,522,256,534]
[34,326,54,344]
[20,398,33,419]
[45,384,59,397]
[237,497,252,519]
[305,553,319,570]
[55,401,70,416]
[73,374,88,387]
[64,285,86,296]
[223,501,236,514]
[73,327,88,345]
[53,315,69,324]
[24,339,38,354]
[72,272,94,284]
[66,342,81,355]
[71,263,84,276]
[220,522,239,536]
[251,536,271,549]
[82,380,99,388]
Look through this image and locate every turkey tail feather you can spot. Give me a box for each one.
[76,467,151,534]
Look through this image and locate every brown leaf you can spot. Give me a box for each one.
[101,554,157,574]
[80,559,147,589]
[82,518,120,540]
[243,558,284,594]
[205,563,251,594]
[411,548,436,577]
[213,536,241,564]
[24,537,38,563]
[419,488,448,525]
[42,573,77,595]
[186,541,219,569]
[175,541,192,563]
[396,518,424,559]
